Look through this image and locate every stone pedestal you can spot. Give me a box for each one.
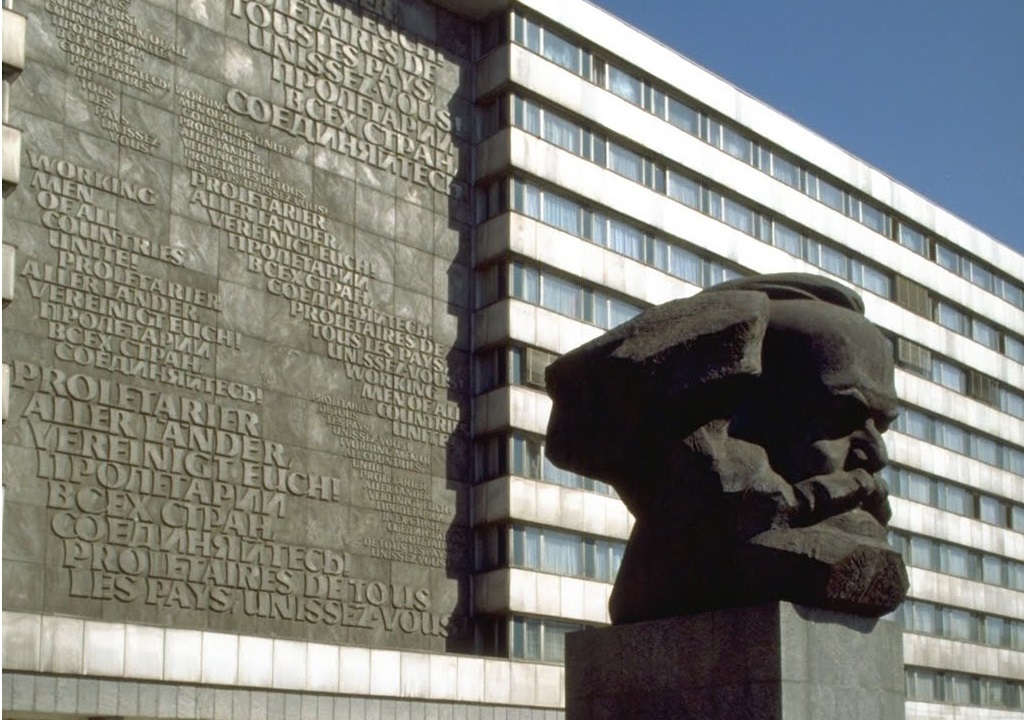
[565,603,904,720]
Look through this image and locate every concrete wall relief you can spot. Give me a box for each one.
[3,0,473,651]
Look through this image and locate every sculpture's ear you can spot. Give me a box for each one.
[545,290,770,481]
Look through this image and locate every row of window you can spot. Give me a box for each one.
[498,94,1024,362]
[491,615,1024,670]
[889,531,1024,591]
[473,614,586,664]
[484,172,1024,370]
[474,523,626,584]
[900,599,1024,651]
[511,615,581,664]
[471,344,1024,494]
[474,340,1024,467]
[505,103,892,299]
[475,432,616,497]
[486,176,748,290]
[506,11,1024,311]
[474,344,557,395]
[476,258,645,331]
[895,337,1024,418]
[885,465,1024,531]
[894,406,1024,475]
[906,667,1024,710]
[894,278,1024,363]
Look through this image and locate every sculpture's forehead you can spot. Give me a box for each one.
[765,300,898,414]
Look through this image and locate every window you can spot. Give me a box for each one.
[607,142,643,183]
[722,197,754,235]
[643,85,666,116]
[896,338,931,376]
[909,601,938,634]
[515,13,541,52]
[906,472,934,505]
[510,435,542,480]
[667,172,700,208]
[936,243,960,273]
[967,260,995,293]
[511,264,539,304]
[938,543,974,578]
[606,64,642,105]
[850,259,890,297]
[972,319,1000,350]
[971,435,1000,466]
[483,432,616,496]
[934,420,967,455]
[701,116,722,147]
[606,219,644,260]
[474,347,506,394]
[938,483,972,517]
[542,273,581,317]
[721,125,751,162]
[522,347,555,389]
[860,202,888,234]
[544,112,581,154]
[898,407,932,440]
[510,617,583,663]
[1007,336,1024,363]
[984,616,1010,647]
[932,358,965,392]
[945,608,976,642]
[668,246,702,286]
[476,263,502,308]
[667,97,698,135]
[909,536,935,570]
[983,555,1006,585]
[510,525,625,582]
[1000,388,1024,419]
[769,153,800,188]
[935,302,969,335]
[542,193,581,235]
[906,668,936,702]
[895,276,931,316]
[980,497,1007,527]
[819,244,848,277]
[998,278,1024,309]
[474,524,507,572]
[817,177,845,212]
[541,30,579,73]
[898,224,928,255]
[703,188,724,220]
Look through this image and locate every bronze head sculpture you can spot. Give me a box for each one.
[545,273,908,623]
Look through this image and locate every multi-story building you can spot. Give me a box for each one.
[2,0,1022,719]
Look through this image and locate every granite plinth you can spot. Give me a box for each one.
[565,602,904,720]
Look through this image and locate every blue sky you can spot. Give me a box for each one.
[590,0,1024,256]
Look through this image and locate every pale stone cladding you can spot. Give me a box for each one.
[468,0,1024,718]
[1,0,1022,719]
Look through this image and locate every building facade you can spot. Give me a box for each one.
[2,0,1022,718]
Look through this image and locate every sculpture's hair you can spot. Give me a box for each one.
[703,273,865,314]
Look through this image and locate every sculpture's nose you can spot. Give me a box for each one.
[849,420,887,473]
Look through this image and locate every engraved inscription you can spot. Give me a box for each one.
[314,393,459,568]
[43,0,181,152]
[21,154,261,401]
[228,0,465,195]
[12,362,452,635]
[5,0,472,645]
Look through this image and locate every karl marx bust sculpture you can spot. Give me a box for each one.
[545,273,909,623]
